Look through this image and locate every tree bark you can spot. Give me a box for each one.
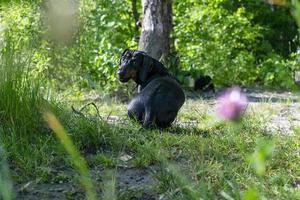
[138,0,172,60]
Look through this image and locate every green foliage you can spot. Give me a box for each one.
[0,33,45,136]
[173,0,299,89]
[1,0,137,92]
[79,0,138,90]
[0,3,61,182]
[259,53,299,89]
[292,0,300,27]
[2,0,299,90]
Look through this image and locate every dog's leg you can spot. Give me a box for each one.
[142,108,155,128]
[156,110,177,128]
[128,100,144,123]
[137,85,142,93]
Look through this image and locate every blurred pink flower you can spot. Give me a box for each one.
[216,86,248,120]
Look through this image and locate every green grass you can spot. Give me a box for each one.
[3,95,300,199]
[68,101,300,199]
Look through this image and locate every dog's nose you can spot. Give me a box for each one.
[117,70,125,77]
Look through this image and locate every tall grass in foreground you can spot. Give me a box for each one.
[0,32,45,137]
[0,30,38,199]
[0,15,51,184]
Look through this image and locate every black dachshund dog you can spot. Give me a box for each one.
[118,49,185,128]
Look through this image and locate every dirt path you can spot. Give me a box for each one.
[102,88,300,134]
[245,89,300,135]
[184,88,300,135]
[16,166,159,200]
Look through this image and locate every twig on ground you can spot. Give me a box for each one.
[72,102,103,120]
[106,111,113,121]
[71,105,85,117]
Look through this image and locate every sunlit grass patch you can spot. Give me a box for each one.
[153,115,300,199]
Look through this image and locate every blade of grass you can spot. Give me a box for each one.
[292,0,300,28]
[102,170,116,200]
[0,146,13,200]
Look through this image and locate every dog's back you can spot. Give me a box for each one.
[129,76,185,128]
[141,77,185,107]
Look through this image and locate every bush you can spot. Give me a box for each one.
[173,0,299,89]
[1,0,299,92]
[0,3,46,135]
[1,0,138,92]
[78,0,138,90]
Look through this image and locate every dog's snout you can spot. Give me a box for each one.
[117,69,123,76]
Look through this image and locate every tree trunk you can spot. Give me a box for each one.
[138,0,172,60]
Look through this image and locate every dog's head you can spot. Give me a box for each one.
[118,49,153,83]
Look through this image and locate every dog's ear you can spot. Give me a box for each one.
[121,49,130,56]
[134,51,153,82]
[119,49,130,65]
